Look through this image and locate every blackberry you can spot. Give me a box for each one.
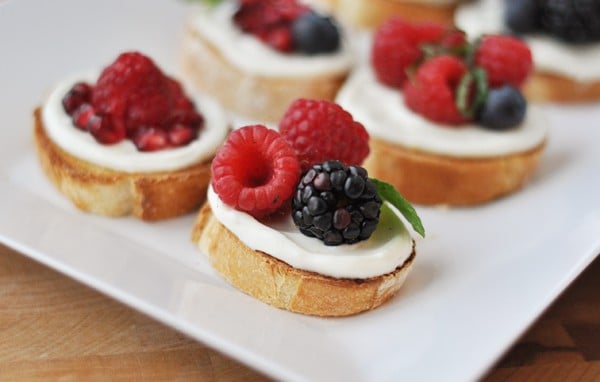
[540,0,600,43]
[504,0,540,35]
[291,160,382,246]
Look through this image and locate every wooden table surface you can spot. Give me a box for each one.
[1,242,598,381]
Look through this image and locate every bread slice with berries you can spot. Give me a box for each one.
[181,1,352,123]
[192,203,415,317]
[34,108,213,221]
[315,0,459,29]
[338,22,547,205]
[192,105,421,316]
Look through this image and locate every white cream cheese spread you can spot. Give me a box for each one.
[455,0,600,82]
[188,2,354,77]
[336,66,547,158]
[42,73,229,173]
[207,186,414,279]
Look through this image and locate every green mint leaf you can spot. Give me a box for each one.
[371,178,425,238]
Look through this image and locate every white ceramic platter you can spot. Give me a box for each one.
[1,1,599,381]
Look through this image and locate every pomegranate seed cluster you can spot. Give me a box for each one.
[61,52,204,151]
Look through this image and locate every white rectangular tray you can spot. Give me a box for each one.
[1,1,599,380]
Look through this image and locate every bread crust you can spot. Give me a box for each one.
[323,0,458,28]
[33,108,213,221]
[364,136,545,206]
[524,70,600,103]
[181,25,349,123]
[191,204,415,317]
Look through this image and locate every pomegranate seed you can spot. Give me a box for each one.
[132,127,170,151]
[171,109,204,127]
[62,82,93,115]
[87,114,126,144]
[168,124,198,146]
[72,103,95,130]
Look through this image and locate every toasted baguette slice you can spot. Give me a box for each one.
[34,108,212,221]
[323,0,458,28]
[181,25,349,123]
[524,71,600,103]
[191,204,416,317]
[364,136,546,206]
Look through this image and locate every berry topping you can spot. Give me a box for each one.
[279,99,369,172]
[62,82,93,115]
[403,55,470,125]
[504,0,600,43]
[478,85,527,130]
[474,35,533,88]
[72,103,96,131]
[211,125,301,219]
[87,114,126,144]
[371,18,466,88]
[540,0,600,43]
[291,11,340,54]
[504,0,540,34]
[61,52,204,151]
[292,160,382,246]
[233,0,309,52]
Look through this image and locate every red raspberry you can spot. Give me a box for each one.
[371,18,466,88]
[211,125,301,218]
[475,35,532,88]
[234,0,308,52]
[403,55,469,125]
[279,99,369,172]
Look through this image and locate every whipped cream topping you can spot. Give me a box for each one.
[42,73,229,173]
[455,0,600,82]
[207,186,414,279]
[336,66,547,157]
[188,2,354,77]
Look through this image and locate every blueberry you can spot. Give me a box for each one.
[504,0,540,34]
[291,11,340,55]
[478,85,527,130]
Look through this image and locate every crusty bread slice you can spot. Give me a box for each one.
[364,136,546,206]
[34,108,212,221]
[191,203,416,317]
[181,25,349,123]
[320,0,458,28]
[525,71,600,103]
